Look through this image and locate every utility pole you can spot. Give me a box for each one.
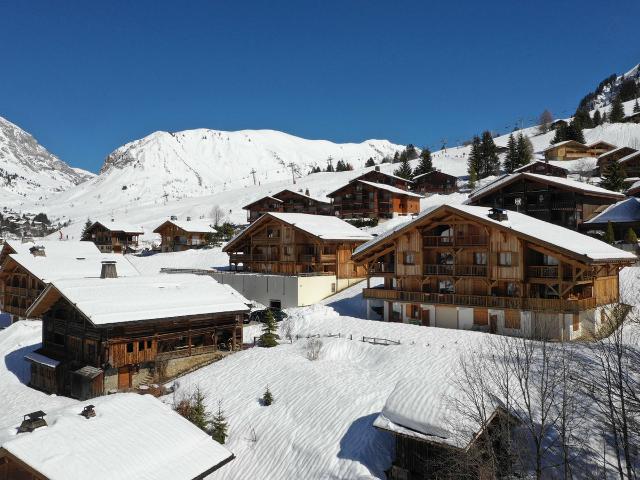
[250,168,257,185]
[287,162,298,184]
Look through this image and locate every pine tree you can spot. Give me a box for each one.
[404,144,419,160]
[515,133,533,168]
[573,108,593,129]
[393,157,413,180]
[174,386,212,433]
[259,309,279,347]
[413,148,433,177]
[365,157,376,167]
[592,109,602,126]
[262,386,274,406]
[211,401,229,445]
[504,134,518,173]
[625,227,638,244]
[609,95,625,123]
[600,159,626,192]
[80,218,93,240]
[335,159,348,172]
[634,98,640,114]
[567,119,585,143]
[604,221,615,244]
[392,151,400,164]
[478,131,500,178]
[467,135,481,179]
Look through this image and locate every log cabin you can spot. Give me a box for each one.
[242,189,332,223]
[81,220,143,253]
[0,394,234,480]
[353,167,414,190]
[466,172,625,230]
[596,146,638,175]
[412,170,459,194]
[327,180,422,221]
[25,268,248,399]
[512,160,568,177]
[153,218,215,252]
[542,140,616,161]
[352,204,635,340]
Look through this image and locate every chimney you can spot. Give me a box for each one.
[80,405,96,419]
[186,216,191,221]
[29,245,46,257]
[305,188,310,196]
[170,215,178,221]
[18,411,47,433]
[101,260,118,279]
[375,166,380,172]
[488,208,508,222]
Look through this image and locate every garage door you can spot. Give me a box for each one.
[435,306,458,329]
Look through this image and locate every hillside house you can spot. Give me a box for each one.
[596,146,638,175]
[221,212,371,307]
[153,218,214,252]
[412,170,459,194]
[81,220,143,253]
[353,167,414,190]
[25,270,248,399]
[466,172,625,230]
[0,394,234,480]
[352,204,635,340]
[542,140,616,161]
[582,197,640,241]
[242,189,332,223]
[512,160,568,177]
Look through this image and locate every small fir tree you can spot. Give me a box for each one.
[392,151,400,163]
[262,386,274,406]
[604,221,615,244]
[365,157,376,167]
[259,309,279,347]
[404,144,419,160]
[600,159,626,192]
[80,218,93,240]
[625,227,638,244]
[609,95,625,123]
[211,401,229,444]
[504,133,518,173]
[478,131,500,178]
[174,386,211,433]
[573,108,593,129]
[413,148,433,177]
[467,135,481,179]
[592,109,602,126]
[515,133,533,168]
[393,157,413,180]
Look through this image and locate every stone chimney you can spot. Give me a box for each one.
[100,260,117,279]
[18,411,47,433]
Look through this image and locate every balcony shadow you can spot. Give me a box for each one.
[337,413,394,477]
[4,343,41,385]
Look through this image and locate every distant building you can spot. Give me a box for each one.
[512,160,568,177]
[625,111,640,124]
[582,197,640,241]
[542,140,616,161]
[353,167,414,190]
[81,220,143,253]
[412,170,459,194]
[25,271,248,399]
[466,172,625,230]
[0,393,234,479]
[596,146,638,175]
[153,218,215,252]
[242,189,332,223]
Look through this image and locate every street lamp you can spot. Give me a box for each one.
[514,197,522,213]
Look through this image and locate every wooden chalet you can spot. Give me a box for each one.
[352,204,635,340]
[596,146,638,175]
[224,212,371,281]
[582,197,640,241]
[242,189,332,223]
[328,180,422,221]
[25,269,248,399]
[625,111,640,124]
[0,394,234,480]
[81,220,143,253]
[512,160,568,177]
[153,217,214,252]
[412,170,459,194]
[353,167,414,190]
[542,140,616,161]
[466,172,625,230]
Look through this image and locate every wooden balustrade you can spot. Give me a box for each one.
[370,263,395,274]
[422,235,488,247]
[527,265,559,278]
[423,264,487,276]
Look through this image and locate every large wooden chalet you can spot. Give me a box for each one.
[242,189,332,223]
[466,172,625,230]
[352,204,635,340]
[81,220,143,253]
[542,140,616,161]
[154,217,214,252]
[412,170,458,194]
[25,269,248,399]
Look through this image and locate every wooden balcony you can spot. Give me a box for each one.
[362,288,597,313]
[423,235,488,248]
[3,304,26,316]
[252,235,282,243]
[423,264,488,276]
[370,262,395,275]
[527,265,558,278]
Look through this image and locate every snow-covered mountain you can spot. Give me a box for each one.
[580,63,640,111]
[0,116,91,204]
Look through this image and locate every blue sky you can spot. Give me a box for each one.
[1,0,639,172]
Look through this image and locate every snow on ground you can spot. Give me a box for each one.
[126,248,230,275]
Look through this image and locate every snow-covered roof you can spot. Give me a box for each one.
[7,253,140,284]
[584,197,640,225]
[597,146,637,161]
[30,273,249,326]
[357,168,415,184]
[24,351,60,368]
[275,189,331,204]
[3,240,100,258]
[467,173,625,202]
[0,393,234,480]
[242,195,284,210]
[541,140,586,152]
[356,180,423,198]
[267,212,373,241]
[354,203,636,263]
[412,170,457,181]
[153,219,214,234]
[512,160,568,174]
[618,150,640,165]
[92,220,144,234]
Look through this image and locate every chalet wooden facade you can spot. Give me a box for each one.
[466,172,625,230]
[153,218,214,252]
[81,221,143,253]
[353,167,414,190]
[242,189,332,223]
[224,212,370,281]
[513,160,568,177]
[352,204,635,340]
[327,180,422,221]
[543,140,616,161]
[596,146,638,175]
[25,271,248,400]
[412,170,459,194]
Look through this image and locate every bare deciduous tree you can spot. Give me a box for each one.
[539,110,554,134]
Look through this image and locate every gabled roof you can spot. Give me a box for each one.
[512,160,568,174]
[27,273,249,326]
[274,189,331,204]
[153,219,214,234]
[618,150,640,165]
[467,173,625,203]
[88,220,144,235]
[224,212,372,251]
[412,170,458,181]
[597,146,637,162]
[542,140,587,152]
[2,240,100,258]
[586,140,617,150]
[242,195,283,210]
[356,168,415,184]
[584,197,640,225]
[0,393,234,480]
[353,204,636,264]
[326,180,422,198]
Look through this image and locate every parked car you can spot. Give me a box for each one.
[248,308,288,324]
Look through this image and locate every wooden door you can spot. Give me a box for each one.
[118,367,130,390]
[489,314,498,334]
[421,308,430,326]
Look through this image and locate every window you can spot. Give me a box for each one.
[506,282,517,297]
[404,252,416,265]
[474,252,487,265]
[543,255,558,266]
[126,342,134,353]
[438,280,454,294]
[498,252,512,266]
[138,340,145,351]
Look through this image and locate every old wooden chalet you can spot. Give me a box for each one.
[596,146,638,175]
[242,189,332,223]
[582,197,640,241]
[466,172,625,230]
[412,170,459,194]
[512,160,568,177]
[542,140,616,161]
[353,167,414,190]
[153,217,214,252]
[352,204,635,340]
[25,269,248,399]
[0,394,234,480]
[81,220,143,253]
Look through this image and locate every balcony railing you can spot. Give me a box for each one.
[423,235,488,247]
[370,262,395,274]
[423,264,488,276]
[528,265,559,278]
[362,288,597,313]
